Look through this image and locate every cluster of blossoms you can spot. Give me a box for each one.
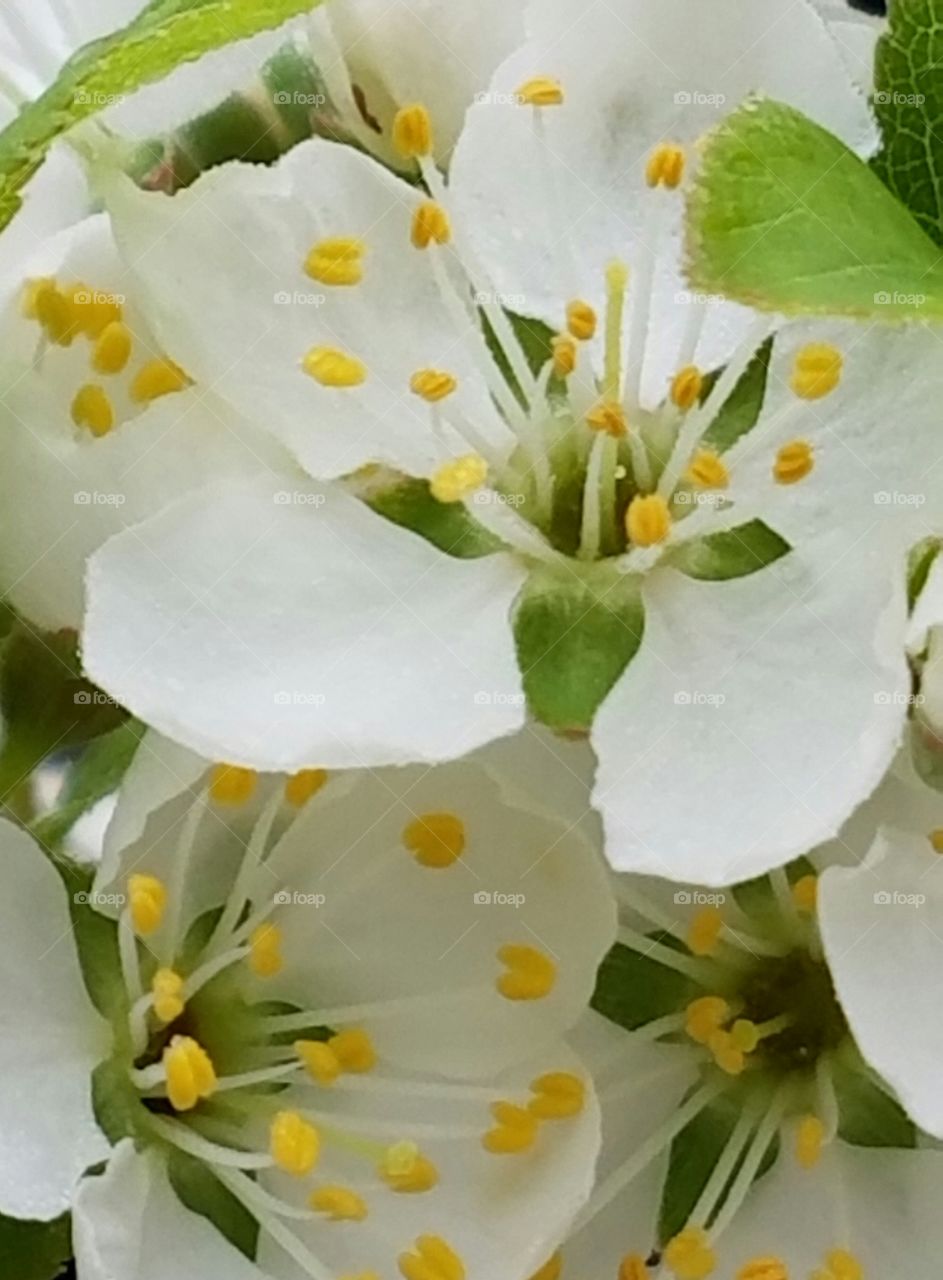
[2,0,943,1279]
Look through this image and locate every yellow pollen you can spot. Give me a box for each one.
[209,764,258,807]
[685,996,731,1045]
[329,1028,377,1073]
[69,284,122,338]
[822,1250,862,1280]
[164,1035,217,1111]
[392,103,434,159]
[483,1100,540,1154]
[529,1253,563,1280]
[646,143,686,190]
[270,1110,320,1176]
[736,1260,788,1280]
[151,967,185,1024]
[671,365,705,411]
[619,1257,649,1280]
[528,1072,586,1119]
[284,768,329,808]
[708,1029,746,1077]
[302,345,367,389]
[791,343,843,400]
[664,1226,716,1279]
[21,276,55,320]
[296,1039,342,1086]
[773,440,814,485]
[34,282,80,345]
[402,812,466,868]
[380,1141,439,1193]
[586,400,628,438]
[430,453,488,504]
[687,906,724,957]
[551,333,578,377]
[516,76,564,107]
[566,299,597,341]
[411,201,452,248]
[497,944,557,1001]
[410,368,458,403]
[684,448,729,490]
[730,1019,760,1054]
[129,357,190,404]
[71,384,115,438]
[398,1236,465,1280]
[249,922,284,978]
[929,828,943,854]
[626,493,672,548]
[797,1114,826,1170]
[792,873,819,913]
[310,1185,368,1221]
[304,237,366,286]
[128,873,167,936]
[92,321,133,375]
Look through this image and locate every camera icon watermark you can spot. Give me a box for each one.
[473,891,526,907]
[274,691,327,706]
[674,90,726,106]
[673,890,727,906]
[74,491,126,507]
[273,890,326,907]
[474,691,526,706]
[273,491,327,506]
[873,890,925,908]
[74,890,126,907]
[273,91,327,107]
[674,690,726,707]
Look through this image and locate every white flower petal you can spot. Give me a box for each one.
[74,1140,266,1280]
[0,818,109,1219]
[592,538,909,884]
[85,477,527,770]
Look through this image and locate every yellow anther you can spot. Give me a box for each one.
[310,1185,368,1221]
[129,357,190,405]
[664,1226,716,1279]
[822,1250,862,1280]
[792,873,819,913]
[497,944,557,1001]
[516,76,564,107]
[71,384,116,438]
[209,764,258,807]
[270,1110,320,1176]
[483,1100,540,1154]
[410,368,458,403]
[685,996,731,1045]
[736,1259,788,1280]
[797,1114,826,1170]
[773,440,814,485]
[164,1035,217,1112]
[929,828,943,854]
[551,333,578,377]
[402,812,466,868]
[128,873,167,936]
[528,1072,586,1119]
[92,321,133,375]
[380,1141,440,1193]
[586,399,628,438]
[34,282,80,345]
[399,1236,465,1280]
[21,276,55,320]
[302,346,367,388]
[296,1039,342,1086]
[708,1029,746,1077]
[684,448,729,490]
[69,284,122,338]
[791,343,843,400]
[304,237,366,286]
[249,922,284,978]
[566,299,597,341]
[626,493,672,548]
[529,1253,563,1280]
[729,1019,760,1053]
[619,1257,648,1280]
[284,768,329,808]
[646,143,686,190]
[430,453,488,504]
[392,103,434,159]
[411,201,452,248]
[329,1028,377,1073]
[151,967,185,1024]
[671,365,705,411]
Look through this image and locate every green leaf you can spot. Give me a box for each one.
[832,1053,916,1148]
[872,0,943,246]
[701,338,772,454]
[685,97,943,321]
[671,520,789,581]
[364,475,504,559]
[0,1212,71,1280]
[0,0,323,233]
[908,536,941,612]
[513,562,644,730]
[33,720,143,848]
[168,1151,259,1259]
[592,941,697,1032]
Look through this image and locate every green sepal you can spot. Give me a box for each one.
[671,520,790,582]
[0,1212,71,1280]
[168,1150,259,1259]
[701,338,773,454]
[364,475,504,559]
[591,940,697,1032]
[832,1050,916,1149]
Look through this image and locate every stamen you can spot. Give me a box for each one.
[270,1110,321,1176]
[482,1100,539,1154]
[34,282,79,345]
[551,333,577,377]
[402,812,466,868]
[430,454,488,504]
[71,286,122,339]
[302,346,367,388]
[398,1235,465,1280]
[736,1259,788,1280]
[685,996,731,1045]
[129,357,190,404]
[516,76,564,107]
[91,321,133,375]
[791,343,842,400]
[708,1029,746,1077]
[285,768,329,807]
[304,237,366,287]
[773,440,814,485]
[707,1084,791,1239]
[330,1029,377,1073]
[128,873,167,936]
[380,1141,440,1193]
[816,1249,863,1280]
[21,277,55,320]
[684,449,729,490]
[671,365,704,411]
[392,103,433,159]
[296,1040,342,1086]
[151,967,185,1023]
[687,907,724,957]
[496,944,557,1001]
[617,924,717,984]
[410,368,458,403]
[528,1072,586,1118]
[249,922,284,978]
[792,873,818,913]
[664,1226,715,1279]
[646,143,686,190]
[586,400,628,438]
[71,384,115,437]
[619,1257,648,1280]
[210,763,258,806]
[310,1185,368,1221]
[164,1035,217,1111]
[411,201,451,248]
[929,828,943,854]
[530,1254,562,1280]
[566,299,597,342]
[625,494,672,548]
[796,1113,825,1169]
